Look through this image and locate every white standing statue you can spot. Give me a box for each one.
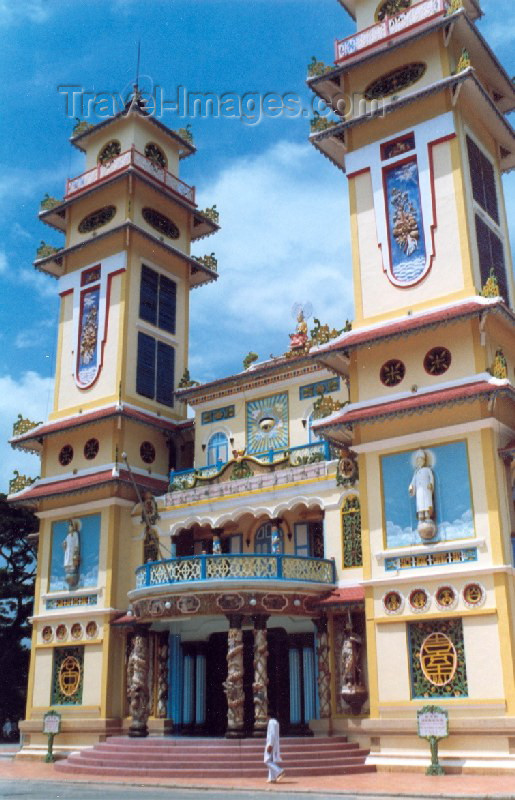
[409,449,436,540]
[63,518,81,588]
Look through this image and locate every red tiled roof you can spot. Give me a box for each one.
[10,405,191,445]
[313,299,513,355]
[319,587,365,605]
[316,380,514,429]
[9,468,167,503]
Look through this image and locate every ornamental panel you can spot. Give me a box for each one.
[142,207,180,239]
[342,496,362,568]
[281,557,333,583]
[78,205,116,234]
[384,156,426,284]
[409,619,467,698]
[201,404,235,425]
[299,377,341,400]
[52,646,84,705]
[364,62,426,101]
[246,392,288,455]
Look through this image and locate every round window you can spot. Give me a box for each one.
[380,359,405,387]
[424,347,451,376]
[97,139,121,164]
[142,207,179,239]
[59,445,74,466]
[84,438,99,460]
[364,62,426,101]
[78,205,116,234]
[144,142,167,170]
[140,441,156,464]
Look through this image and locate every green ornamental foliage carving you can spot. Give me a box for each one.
[12,413,42,437]
[446,0,464,14]
[409,619,468,699]
[9,470,38,494]
[230,460,254,480]
[310,112,338,134]
[375,0,411,22]
[144,142,167,170]
[310,318,344,347]
[177,124,194,144]
[307,56,332,78]
[201,205,220,224]
[342,496,362,567]
[97,140,121,165]
[36,241,61,260]
[456,48,471,73]
[73,118,94,136]
[491,348,508,380]
[178,369,200,388]
[313,393,345,419]
[193,253,217,271]
[243,352,259,370]
[40,194,62,211]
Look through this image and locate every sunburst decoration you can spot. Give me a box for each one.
[246,393,288,455]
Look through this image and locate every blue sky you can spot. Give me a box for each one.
[0,0,513,492]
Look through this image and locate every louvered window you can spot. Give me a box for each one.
[139,264,176,334]
[466,136,499,224]
[136,332,175,407]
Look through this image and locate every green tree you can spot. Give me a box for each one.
[0,494,38,728]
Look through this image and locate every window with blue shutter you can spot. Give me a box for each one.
[136,332,156,399]
[156,340,175,406]
[136,332,175,407]
[139,265,158,325]
[158,274,176,334]
[466,136,499,224]
[139,264,176,334]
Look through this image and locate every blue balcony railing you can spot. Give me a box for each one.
[135,553,336,590]
[168,440,333,492]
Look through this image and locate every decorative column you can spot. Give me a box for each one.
[127,627,150,737]
[156,635,169,718]
[314,617,331,720]
[223,614,245,738]
[252,615,269,737]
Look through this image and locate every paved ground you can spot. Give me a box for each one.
[0,755,514,799]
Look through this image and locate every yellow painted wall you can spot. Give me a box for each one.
[66,183,127,249]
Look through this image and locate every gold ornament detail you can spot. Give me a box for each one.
[446,0,463,14]
[313,394,345,419]
[58,655,81,696]
[12,413,42,437]
[491,348,508,380]
[307,56,332,78]
[310,112,337,134]
[9,470,37,494]
[419,632,457,687]
[480,268,500,298]
[456,48,471,72]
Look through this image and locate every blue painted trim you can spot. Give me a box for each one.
[168,633,182,726]
[289,649,301,725]
[299,376,340,400]
[135,554,337,589]
[385,547,478,572]
[303,645,316,722]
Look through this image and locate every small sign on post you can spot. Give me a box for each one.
[43,710,61,763]
[417,705,448,775]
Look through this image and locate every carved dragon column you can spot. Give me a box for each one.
[252,614,269,737]
[224,614,245,738]
[127,627,150,737]
[314,616,331,720]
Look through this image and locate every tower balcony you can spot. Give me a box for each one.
[334,0,454,65]
[65,147,196,205]
[133,552,336,595]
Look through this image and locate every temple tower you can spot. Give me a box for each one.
[10,93,219,747]
[309,0,515,769]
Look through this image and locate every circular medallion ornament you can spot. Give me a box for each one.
[383,590,404,614]
[380,359,406,387]
[144,142,167,170]
[58,655,81,697]
[419,632,457,687]
[78,205,116,234]
[55,624,67,641]
[59,444,74,466]
[435,585,457,611]
[85,621,98,639]
[463,582,485,609]
[97,140,121,165]
[70,623,83,640]
[84,438,99,460]
[364,62,426,101]
[42,625,53,643]
[140,441,156,464]
[424,347,451,376]
[409,587,430,613]
[142,207,179,239]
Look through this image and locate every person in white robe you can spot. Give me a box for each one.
[264,714,285,783]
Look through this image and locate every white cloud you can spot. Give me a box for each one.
[18,267,59,299]
[0,0,50,25]
[189,140,352,381]
[0,371,54,495]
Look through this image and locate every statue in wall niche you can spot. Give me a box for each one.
[63,518,81,588]
[340,622,368,715]
[408,449,437,540]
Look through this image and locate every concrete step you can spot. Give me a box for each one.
[54,735,375,778]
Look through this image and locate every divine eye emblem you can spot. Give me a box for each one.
[258,416,276,433]
[424,347,451,376]
[380,359,405,386]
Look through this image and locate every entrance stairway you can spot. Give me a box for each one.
[54,735,375,778]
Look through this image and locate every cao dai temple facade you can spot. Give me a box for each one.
[8,0,515,774]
